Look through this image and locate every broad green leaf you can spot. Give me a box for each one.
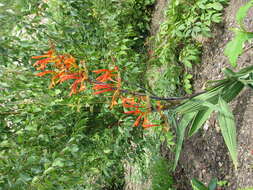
[173,112,196,170]
[217,97,238,168]
[208,178,218,190]
[236,1,253,27]
[191,178,208,190]
[224,30,253,67]
[188,108,213,137]
[222,81,244,103]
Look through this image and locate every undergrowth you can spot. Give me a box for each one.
[1,0,245,189]
[0,0,162,189]
[149,0,228,95]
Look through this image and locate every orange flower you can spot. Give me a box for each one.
[35,70,54,77]
[122,97,141,108]
[32,48,89,96]
[32,50,56,71]
[110,72,121,108]
[124,101,159,128]
[32,50,54,59]
[92,67,118,82]
[33,58,53,70]
[92,67,121,107]
[125,109,144,127]
[69,78,82,96]
[58,73,82,83]
[58,72,88,96]
[62,55,78,69]
[93,83,114,95]
[142,114,159,129]
[49,71,68,88]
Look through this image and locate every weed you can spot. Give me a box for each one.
[151,0,228,94]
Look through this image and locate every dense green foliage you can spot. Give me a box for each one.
[2,0,253,189]
[150,0,228,94]
[0,0,170,189]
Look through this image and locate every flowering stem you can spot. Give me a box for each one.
[90,79,206,101]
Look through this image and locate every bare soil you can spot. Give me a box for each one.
[177,0,253,189]
[151,0,253,189]
[150,0,168,36]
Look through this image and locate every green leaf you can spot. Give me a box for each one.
[223,68,236,78]
[211,13,222,23]
[233,65,253,77]
[173,112,196,171]
[191,178,208,190]
[222,81,244,103]
[208,178,218,190]
[217,97,238,168]
[248,83,253,90]
[236,1,253,27]
[224,30,253,67]
[52,158,65,167]
[207,2,223,11]
[176,96,221,115]
[238,188,253,190]
[183,60,192,68]
[188,108,213,137]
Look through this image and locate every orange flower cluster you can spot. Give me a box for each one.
[32,48,159,129]
[122,97,159,129]
[92,67,121,109]
[32,49,88,96]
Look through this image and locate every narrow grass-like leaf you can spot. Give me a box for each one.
[233,65,253,77]
[248,83,253,90]
[205,78,229,86]
[221,80,244,103]
[237,188,253,190]
[223,68,236,78]
[175,99,211,114]
[173,112,196,171]
[188,108,213,137]
[217,96,238,168]
[191,178,208,190]
[175,84,225,114]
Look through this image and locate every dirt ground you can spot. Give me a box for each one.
[151,0,253,189]
[177,0,253,189]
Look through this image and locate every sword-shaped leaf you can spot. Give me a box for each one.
[173,112,196,170]
[188,108,213,137]
[226,65,253,77]
[217,96,238,168]
[221,81,244,103]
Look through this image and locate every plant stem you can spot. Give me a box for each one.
[90,79,206,101]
